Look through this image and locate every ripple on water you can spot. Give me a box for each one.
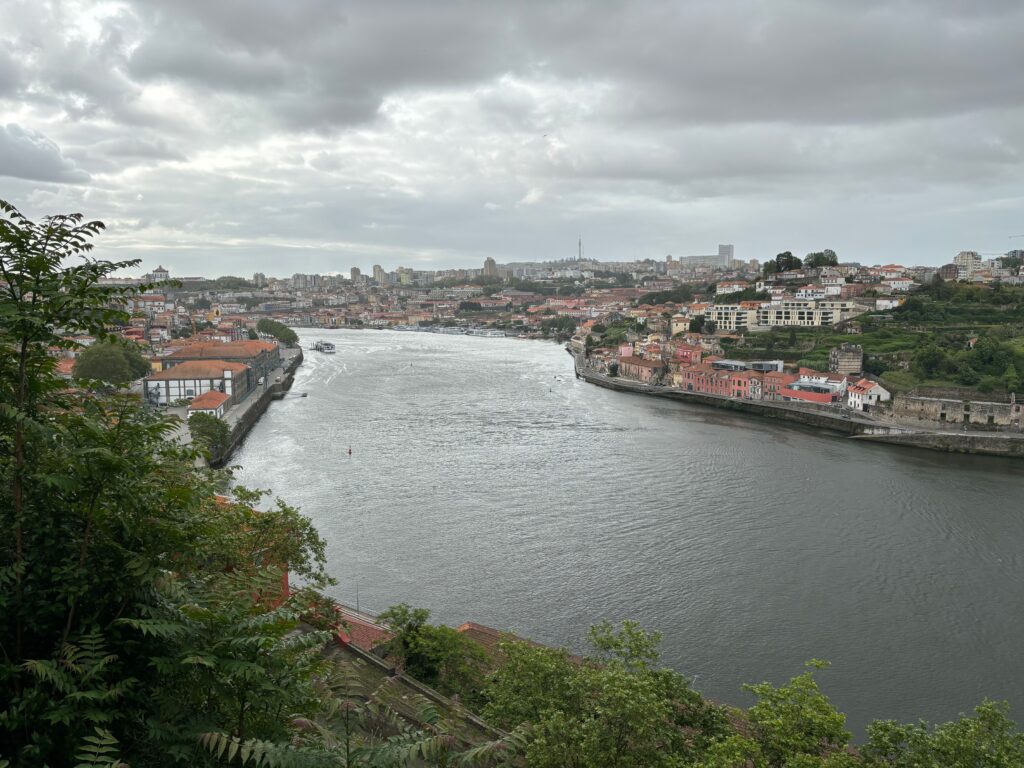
[232,329,1024,736]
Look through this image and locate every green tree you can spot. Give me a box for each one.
[377,604,488,706]
[804,249,839,268]
[73,341,151,385]
[189,411,232,456]
[741,660,851,766]
[773,251,803,273]
[863,700,1024,768]
[256,318,298,346]
[484,622,726,768]
[911,345,948,379]
[1004,363,1020,392]
[1,202,337,765]
[247,328,258,340]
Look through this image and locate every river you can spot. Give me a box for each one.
[232,328,1024,736]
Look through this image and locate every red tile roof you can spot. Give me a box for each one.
[167,340,277,359]
[187,391,230,410]
[147,360,249,380]
[336,611,393,651]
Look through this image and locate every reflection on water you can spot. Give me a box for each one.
[233,329,1024,735]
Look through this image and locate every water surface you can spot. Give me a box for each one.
[233,329,1024,735]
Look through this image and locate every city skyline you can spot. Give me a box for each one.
[2,1,1024,273]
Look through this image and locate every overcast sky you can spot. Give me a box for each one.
[2,1,1023,276]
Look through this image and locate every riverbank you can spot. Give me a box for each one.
[209,347,304,468]
[574,356,1024,458]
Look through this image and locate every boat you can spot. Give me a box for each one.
[466,328,506,337]
[314,341,336,353]
[438,327,467,335]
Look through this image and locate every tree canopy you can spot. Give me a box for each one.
[256,317,298,346]
[73,340,151,385]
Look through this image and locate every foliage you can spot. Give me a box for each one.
[189,412,232,457]
[73,341,151,386]
[804,249,839,268]
[539,315,577,335]
[909,337,1024,390]
[0,201,334,766]
[247,328,259,340]
[377,604,488,708]
[862,700,1024,767]
[738,660,851,766]
[257,318,299,346]
[638,284,697,306]
[763,251,803,276]
[483,621,727,768]
[713,288,770,304]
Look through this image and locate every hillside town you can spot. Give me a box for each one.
[39,245,1020,435]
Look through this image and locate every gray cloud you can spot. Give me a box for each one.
[2,0,1024,272]
[0,124,90,183]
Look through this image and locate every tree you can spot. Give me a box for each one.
[377,604,487,706]
[1004,363,1020,392]
[911,345,948,379]
[540,315,577,335]
[740,660,851,766]
[863,700,1024,767]
[1,201,335,765]
[788,328,798,347]
[256,317,298,346]
[805,249,839,268]
[247,328,258,340]
[188,411,232,457]
[483,621,726,768]
[73,341,150,385]
[773,251,803,273]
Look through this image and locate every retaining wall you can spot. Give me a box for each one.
[209,349,303,467]
[576,358,1024,459]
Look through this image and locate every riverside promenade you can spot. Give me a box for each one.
[573,355,1024,458]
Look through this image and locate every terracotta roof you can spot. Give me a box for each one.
[147,360,249,380]
[456,622,527,653]
[167,340,277,359]
[188,391,230,410]
[335,611,393,651]
[619,355,664,369]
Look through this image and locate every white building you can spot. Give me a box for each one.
[144,360,249,406]
[847,379,891,410]
[187,390,230,418]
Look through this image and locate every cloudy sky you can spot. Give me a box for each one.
[2,0,1023,276]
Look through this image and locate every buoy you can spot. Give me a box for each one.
[347,447,352,456]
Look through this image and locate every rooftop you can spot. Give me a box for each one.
[147,360,249,380]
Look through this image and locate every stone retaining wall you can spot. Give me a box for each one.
[209,349,303,468]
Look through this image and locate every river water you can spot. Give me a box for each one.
[232,328,1024,735]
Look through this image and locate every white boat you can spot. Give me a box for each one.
[314,341,336,353]
[438,327,467,335]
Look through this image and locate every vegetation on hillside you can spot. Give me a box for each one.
[722,279,1024,394]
